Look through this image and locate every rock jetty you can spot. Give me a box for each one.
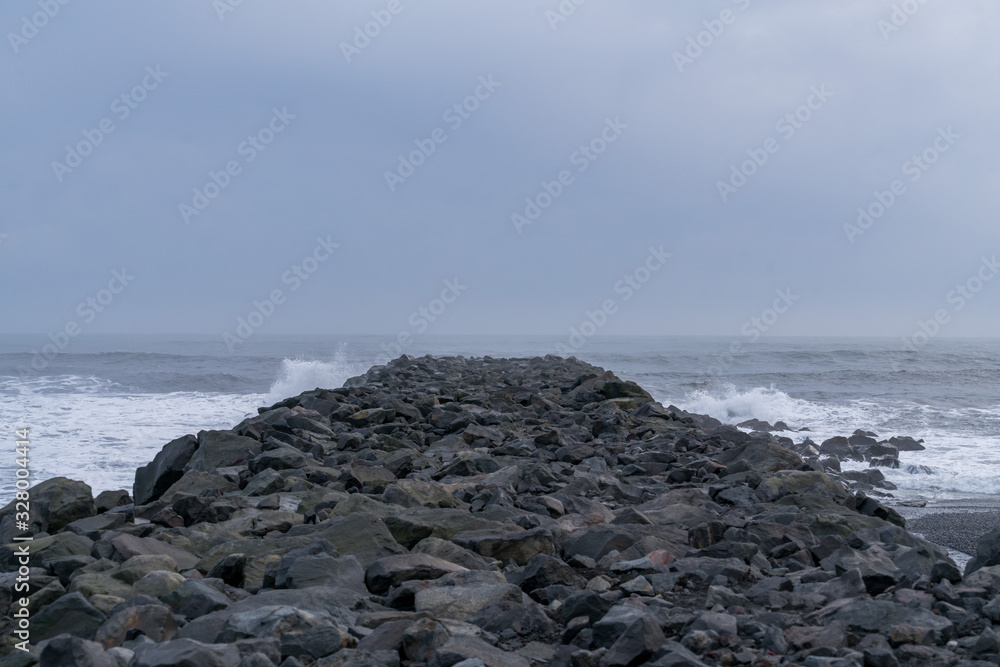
[2,355,999,666]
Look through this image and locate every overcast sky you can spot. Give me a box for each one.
[2,0,998,340]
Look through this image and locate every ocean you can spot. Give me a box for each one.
[1,334,998,505]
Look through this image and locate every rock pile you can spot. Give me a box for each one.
[0,355,998,666]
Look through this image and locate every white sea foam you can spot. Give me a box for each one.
[666,384,1000,498]
[0,351,368,501]
[0,386,262,502]
[263,353,367,406]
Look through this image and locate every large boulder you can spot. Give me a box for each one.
[38,634,117,667]
[134,434,199,505]
[1,477,95,535]
[94,603,178,648]
[131,638,242,667]
[824,599,954,644]
[31,592,107,642]
[95,532,199,570]
[186,430,262,473]
[966,528,1000,575]
[451,527,554,566]
[365,553,467,595]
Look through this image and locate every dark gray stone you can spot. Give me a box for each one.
[134,434,199,506]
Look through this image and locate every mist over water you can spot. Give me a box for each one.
[0,335,997,503]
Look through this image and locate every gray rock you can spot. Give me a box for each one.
[427,635,529,667]
[604,614,666,667]
[647,642,709,666]
[402,618,451,663]
[131,638,242,667]
[64,513,127,540]
[689,612,737,638]
[280,624,356,660]
[0,477,96,535]
[32,592,107,642]
[242,469,285,497]
[97,532,199,571]
[506,554,585,593]
[162,580,231,619]
[365,553,467,595]
[94,603,177,648]
[560,590,614,625]
[285,554,366,593]
[217,605,337,643]
[207,553,248,588]
[37,634,116,667]
[414,581,522,621]
[187,431,262,474]
[966,528,1000,576]
[826,599,954,644]
[249,447,309,474]
[451,527,554,566]
[134,434,199,506]
[820,546,902,595]
[94,490,132,514]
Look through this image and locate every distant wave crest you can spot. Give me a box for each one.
[263,352,367,406]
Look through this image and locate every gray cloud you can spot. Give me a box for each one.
[1,0,998,340]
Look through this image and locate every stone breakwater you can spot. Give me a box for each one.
[1,356,1000,666]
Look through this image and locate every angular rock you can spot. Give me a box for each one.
[186,430,262,474]
[451,527,554,566]
[133,434,199,506]
[37,634,117,667]
[365,553,467,595]
[32,592,107,642]
[131,638,242,667]
[94,603,178,648]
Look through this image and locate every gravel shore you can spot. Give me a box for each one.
[908,511,1000,556]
